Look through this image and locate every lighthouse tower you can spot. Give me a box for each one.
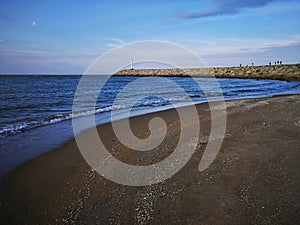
[130,59,134,70]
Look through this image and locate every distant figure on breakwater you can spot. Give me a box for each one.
[274,61,283,65]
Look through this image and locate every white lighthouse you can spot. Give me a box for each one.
[130,59,134,70]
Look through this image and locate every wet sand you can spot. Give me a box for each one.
[0,95,299,224]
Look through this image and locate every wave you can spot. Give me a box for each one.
[0,98,184,138]
[0,113,72,138]
[1,78,299,138]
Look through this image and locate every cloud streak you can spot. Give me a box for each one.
[177,0,283,19]
[188,36,300,56]
[106,38,125,48]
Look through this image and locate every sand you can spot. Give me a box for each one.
[0,95,299,225]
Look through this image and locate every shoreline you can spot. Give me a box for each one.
[1,90,299,180]
[0,95,299,224]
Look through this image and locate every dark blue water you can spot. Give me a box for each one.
[1,75,300,178]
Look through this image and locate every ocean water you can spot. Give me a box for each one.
[1,75,300,177]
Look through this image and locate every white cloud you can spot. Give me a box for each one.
[183,36,300,56]
[111,38,124,44]
[2,39,299,73]
[31,21,38,27]
[24,44,41,48]
[106,43,120,48]
[0,48,102,74]
[179,36,300,66]
[107,38,125,48]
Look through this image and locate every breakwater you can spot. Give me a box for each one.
[115,64,300,81]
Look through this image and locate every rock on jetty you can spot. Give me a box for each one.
[114,64,300,81]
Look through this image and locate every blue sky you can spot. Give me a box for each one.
[0,0,300,74]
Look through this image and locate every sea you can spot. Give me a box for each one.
[1,75,300,178]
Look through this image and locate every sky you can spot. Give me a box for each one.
[0,0,300,74]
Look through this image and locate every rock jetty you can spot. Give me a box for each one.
[114,64,300,81]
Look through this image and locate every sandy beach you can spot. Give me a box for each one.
[0,95,299,225]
